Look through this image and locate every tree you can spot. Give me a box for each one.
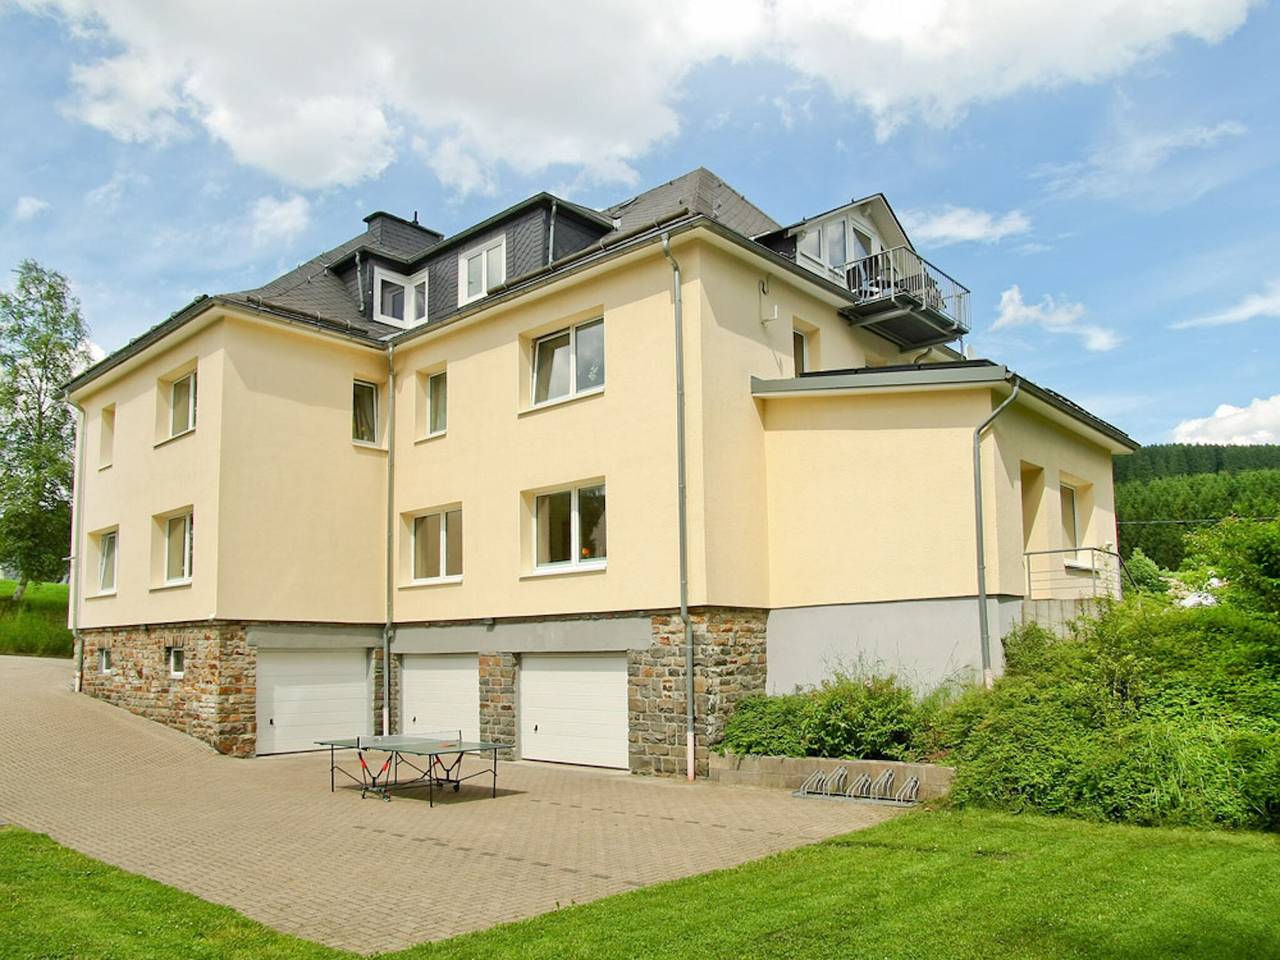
[0,260,91,602]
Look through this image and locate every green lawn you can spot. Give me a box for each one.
[3,810,1278,960]
[0,578,72,658]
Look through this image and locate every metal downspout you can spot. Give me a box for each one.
[355,251,366,312]
[973,376,1021,689]
[661,233,696,782]
[68,400,87,692]
[383,344,396,734]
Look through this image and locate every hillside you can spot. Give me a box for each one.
[1114,443,1280,484]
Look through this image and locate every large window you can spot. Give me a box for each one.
[374,267,427,327]
[98,530,117,594]
[532,318,604,406]
[353,380,378,444]
[412,508,462,581]
[165,512,193,584]
[428,372,447,436]
[170,372,196,437]
[535,483,606,569]
[459,237,505,305]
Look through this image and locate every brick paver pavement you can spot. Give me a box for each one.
[0,656,899,953]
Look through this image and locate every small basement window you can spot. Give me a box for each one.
[167,646,185,678]
[98,649,111,674]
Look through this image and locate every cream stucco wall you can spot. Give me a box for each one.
[390,249,689,622]
[68,230,1125,633]
[73,320,227,628]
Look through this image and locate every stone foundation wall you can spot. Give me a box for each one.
[79,622,255,757]
[709,752,955,800]
[372,645,400,736]
[629,607,768,778]
[478,652,517,759]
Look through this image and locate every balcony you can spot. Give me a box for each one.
[839,246,970,348]
[1024,547,1125,601]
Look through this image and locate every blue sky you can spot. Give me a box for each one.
[2,0,1278,444]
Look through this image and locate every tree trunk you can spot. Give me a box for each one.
[11,576,28,603]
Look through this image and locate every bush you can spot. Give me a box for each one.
[1124,547,1169,595]
[941,602,1280,830]
[0,579,73,658]
[1183,518,1280,614]
[719,671,941,762]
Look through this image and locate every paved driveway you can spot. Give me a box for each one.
[0,656,898,953]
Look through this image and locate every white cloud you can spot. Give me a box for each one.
[1172,280,1280,329]
[19,0,1258,193]
[901,206,1031,247]
[84,170,149,210]
[12,195,50,221]
[1037,113,1247,205]
[992,284,1120,352]
[1173,395,1280,444]
[248,195,310,247]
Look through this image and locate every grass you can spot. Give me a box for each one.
[3,810,1278,960]
[0,579,72,658]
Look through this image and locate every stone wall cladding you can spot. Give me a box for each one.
[79,622,256,757]
[630,607,768,778]
[478,652,517,759]
[372,646,400,736]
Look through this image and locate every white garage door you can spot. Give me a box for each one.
[256,648,371,754]
[401,654,480,742]
[519,653,629,769]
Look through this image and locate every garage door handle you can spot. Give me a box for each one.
[269,718,274,725]
[533,723,538,733]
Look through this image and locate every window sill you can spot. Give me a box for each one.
[1063,559,1096,572]
[154,427,195,449]
[400,575,463,589]
[352,440,388,453]
[150,579,192,593]
[520,562,607,581]
[519,387,604,418]
[414,430,447,445]
[86,590,117,600]
[97,462,112,472]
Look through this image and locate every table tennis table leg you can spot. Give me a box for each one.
[429,754,435,808]
[492,748,497,798]
[330,745,335,793]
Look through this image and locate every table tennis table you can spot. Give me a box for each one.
[316,732,507,807]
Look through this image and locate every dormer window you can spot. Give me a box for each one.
[459,236,506,305]
[796,216,875,274]
[373,265,428,327]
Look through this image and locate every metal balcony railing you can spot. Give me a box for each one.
[1023,547,1129,601]
[844,246,971,335]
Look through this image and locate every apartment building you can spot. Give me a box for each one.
[66,168,1136,775]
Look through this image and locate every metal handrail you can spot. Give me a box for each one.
[843,245,971,333]
[1023,546,1132,600]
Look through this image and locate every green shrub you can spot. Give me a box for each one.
[1184,519,1280,614]
[717,694,812,757]
[1124,547,1169,595]
[719,672,941,762]
[942,601,1280,830]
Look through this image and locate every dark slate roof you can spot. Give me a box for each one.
[605,167,779,238]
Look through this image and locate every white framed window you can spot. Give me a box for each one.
[98,648,111,674]
[793,329,808,375]
[427,371,447,436]
[165,512,193,584]
[373,266,428,327]
[412,508,462,582]
[535,483,606,570]
[98,530,118,594]
[796,216,876,273]
[167,646,185,678]
[1061,484,1079,553]
[352,380,379,445]
[458,236,506,305]
[532,318,604,406]
[170,371,196,437]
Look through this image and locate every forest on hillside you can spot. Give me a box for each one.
[1114,444,1280,569]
